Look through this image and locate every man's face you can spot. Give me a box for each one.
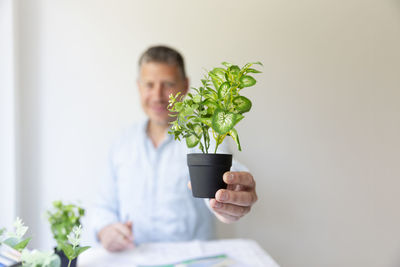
[137,62,188,126]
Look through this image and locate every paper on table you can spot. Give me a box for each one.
[78,239,279,267]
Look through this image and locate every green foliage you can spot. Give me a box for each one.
[46,201,85,251]
[168,61,262,153]
[21,249,61,267]
[60,225,90,267]
[1,218,61,267]
[3,217,31,252]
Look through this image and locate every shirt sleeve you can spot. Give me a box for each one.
[91,145,120,242]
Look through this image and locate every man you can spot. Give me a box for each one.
[93,46,258,252]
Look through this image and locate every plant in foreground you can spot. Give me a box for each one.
[168,61,262,154]
[168,61,262,198]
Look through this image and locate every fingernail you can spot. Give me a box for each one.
[219,191,227,201]
[225,173,233,183]
[214,202,222,208]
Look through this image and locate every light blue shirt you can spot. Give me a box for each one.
[92,119,246,244]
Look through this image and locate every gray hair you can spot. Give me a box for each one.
[138,45,186,79]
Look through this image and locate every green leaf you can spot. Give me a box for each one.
[212,109,238,135]
[175,102,184,111]
[229,65,240,75]
[198,117,212,127]
[218,82,230,99]
[191,87,200,94]
[209,68,226,90]
[243,61,263,69]
[221,62,232,67]
[240,75,256,87]
[203,99,218,108]
[210,68,225,81]
[181,105,194,117]
[75,246,90,257]
[3,237,19,247]
[13,237,31,251]
[204,90,218,101]
[78,208,85,216]
[186,134,199,148]
[236,113,245,124]
[229,128,241,151]
[193,94,201,103]
[233,96,252,113]
[246,68,262,73]
[61,243,75,260]
[240,62,263,77]
[193,124,203,137]
[53,201,62,209]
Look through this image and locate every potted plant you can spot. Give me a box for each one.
[1,217,61,267]
[59,225,89,267]
[46,201,88,267]
[168,61,262,198]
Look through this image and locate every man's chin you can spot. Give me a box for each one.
[149,116,171,127]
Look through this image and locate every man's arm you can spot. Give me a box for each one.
[92,144,135,251]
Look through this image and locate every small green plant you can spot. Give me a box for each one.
[1,217,31,252]
[46,201,85,251]
[168,61,262,153]
[60,225,90,267]
[1,218,60,267]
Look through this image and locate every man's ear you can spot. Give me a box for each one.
[137,79,144,96]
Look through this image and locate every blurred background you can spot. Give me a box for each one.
[1,0,399,266]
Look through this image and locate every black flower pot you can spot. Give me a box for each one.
[55,248,77,267]
[187,153,232,198]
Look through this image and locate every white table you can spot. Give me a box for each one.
[78,239,279,267]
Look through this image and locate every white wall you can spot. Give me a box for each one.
[11,0,400,266]
[0,0,16,229]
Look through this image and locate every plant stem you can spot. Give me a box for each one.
[68,260,71,267]
[214,135,220,154]
[203,128,208,153]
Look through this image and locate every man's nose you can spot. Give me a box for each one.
[153,83,164,100]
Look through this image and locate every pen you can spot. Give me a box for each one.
[124,214,134,244]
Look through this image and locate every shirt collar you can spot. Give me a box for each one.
[141,118,174,149]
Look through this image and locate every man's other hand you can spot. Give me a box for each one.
[98,221,135,252]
